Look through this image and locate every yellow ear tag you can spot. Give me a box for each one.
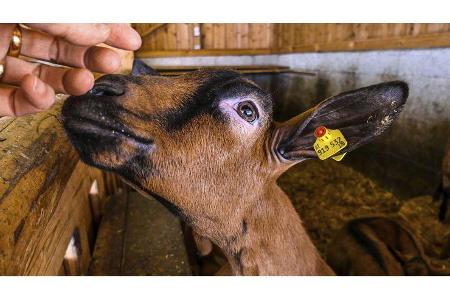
[313,126,348,161]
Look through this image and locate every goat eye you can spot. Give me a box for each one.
[236,101,258,123]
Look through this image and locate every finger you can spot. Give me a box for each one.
[26,23,142,50]
[20,27,121,73]
[0,74,55,117]
[0,25,16,58]
[63,68,95,96]
[1,56,95,95]
[24,23,111,47]
[104,24,142,50]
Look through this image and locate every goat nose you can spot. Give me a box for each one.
[89,78,125,97]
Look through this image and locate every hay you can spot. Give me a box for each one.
[279,159,399,255]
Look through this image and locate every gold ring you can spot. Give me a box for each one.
[8,26,22,58]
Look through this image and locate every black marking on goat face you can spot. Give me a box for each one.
[160,70,273,132]
[242,220,248,235]
[62,74,156,172]
[116,153,157,179]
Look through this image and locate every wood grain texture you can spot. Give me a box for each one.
[0,99,75,274]
[0,99,113,275]
[136,23,450,57]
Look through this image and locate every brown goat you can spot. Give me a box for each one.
[62,60,408,275]
[326,216,449,275]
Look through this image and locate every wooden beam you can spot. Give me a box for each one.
[0,99,72,274]
[140,24,167,39]
[149,65,315,76]
[290,32,450,53]
[136,32,450,58]
[0,99,108,275]
[136,48,274,58]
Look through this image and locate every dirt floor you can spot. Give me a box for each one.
[278,159,450,271]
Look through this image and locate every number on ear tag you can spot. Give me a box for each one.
[313,126,348,161]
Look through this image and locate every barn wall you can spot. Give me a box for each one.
[143,48,450,198]
[135,23,450,57]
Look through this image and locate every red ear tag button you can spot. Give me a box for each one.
[314,126,327,138]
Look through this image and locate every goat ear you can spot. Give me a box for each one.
[131,59,159,76]
[275,81,408,162]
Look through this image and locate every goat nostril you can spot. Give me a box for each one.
[89,83,125,97]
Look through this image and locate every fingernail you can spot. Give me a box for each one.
[130,30,142,50]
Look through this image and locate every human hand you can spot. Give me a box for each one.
[0,23,141,117]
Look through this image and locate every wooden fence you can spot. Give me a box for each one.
[0,50,133,275]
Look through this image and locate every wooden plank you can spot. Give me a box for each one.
[239,23,250,49]
[212,24,226,49]
[235,24,244,49]
[89,192,128,275]
[261,23,272,48]
[176,23,191,50]
[266,23,275,49]
[326,23,335,43]
[427,23,446,34]
[298,24,308,47]
[166,24,178,50]
[250,24,266,49]
[88,167,108,226]
[225,24,238,49]
[281,23,291,49]
[201,23,214,49]
[155,25,168,51]
[411,23,422,36]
